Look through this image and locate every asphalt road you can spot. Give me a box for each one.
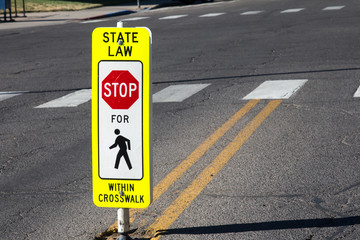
[1,0,360,239]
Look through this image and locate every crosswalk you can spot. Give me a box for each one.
[81,5,347,24]
[126,5,345,20]
[0,80,359,108]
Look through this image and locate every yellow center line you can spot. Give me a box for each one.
[124,99,260,223]
[148,99,282,239]
[151,99,260,202]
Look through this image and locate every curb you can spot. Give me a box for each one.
[80,1,179,21]
[81,10,136,21]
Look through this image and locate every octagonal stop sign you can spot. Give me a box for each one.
[102,70,139,109]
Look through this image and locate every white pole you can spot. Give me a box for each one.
[118,208,130,233]
[116,20,131,240]
[117,21,124,28]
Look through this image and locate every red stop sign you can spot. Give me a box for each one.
[102,70,139,109]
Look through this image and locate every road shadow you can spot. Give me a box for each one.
[155,216,360,237]
[54,0,210,8]
[153,67,360,84]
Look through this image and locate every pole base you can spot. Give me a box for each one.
[116,228,137,240]
[116,234,132,240]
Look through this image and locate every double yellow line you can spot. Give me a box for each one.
[111,99,282,239]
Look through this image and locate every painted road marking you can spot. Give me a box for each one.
[121,17,150,21]
[122,100,260,225]
[0,91,27,102]
[148,100,282,239]
[243,79,308,100]
[153,84,211,103]
[323,6,345,11]
[81,6,348,25]
[199,13,225,17]
[354,86,360,98]
[159,15,188,20]
[35,89,92,108]
[241,11,264,15]
[281,8,305,13]
[81,19,106,24]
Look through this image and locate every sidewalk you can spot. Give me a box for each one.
[0,0,175,30]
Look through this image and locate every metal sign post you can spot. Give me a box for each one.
[117,208,129,239]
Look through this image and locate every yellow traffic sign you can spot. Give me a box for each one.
[92,27,152,208]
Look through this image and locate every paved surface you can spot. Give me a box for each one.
[1,0,360,239]
[0,0,175,30]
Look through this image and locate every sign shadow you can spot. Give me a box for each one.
[155,216,360,237]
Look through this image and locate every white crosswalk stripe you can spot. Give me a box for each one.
[243,80,308,100]
[159,15,188,20]
[81,19,107,24]
[121,17,150,21]
[322,6,345,11]
[281,8,305,13]
[354,86,360,98]
[35,89,92,108]
[241,11,264,15]
[199,13,225,18]
[0,91,27,102]
[153,84,211,103]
